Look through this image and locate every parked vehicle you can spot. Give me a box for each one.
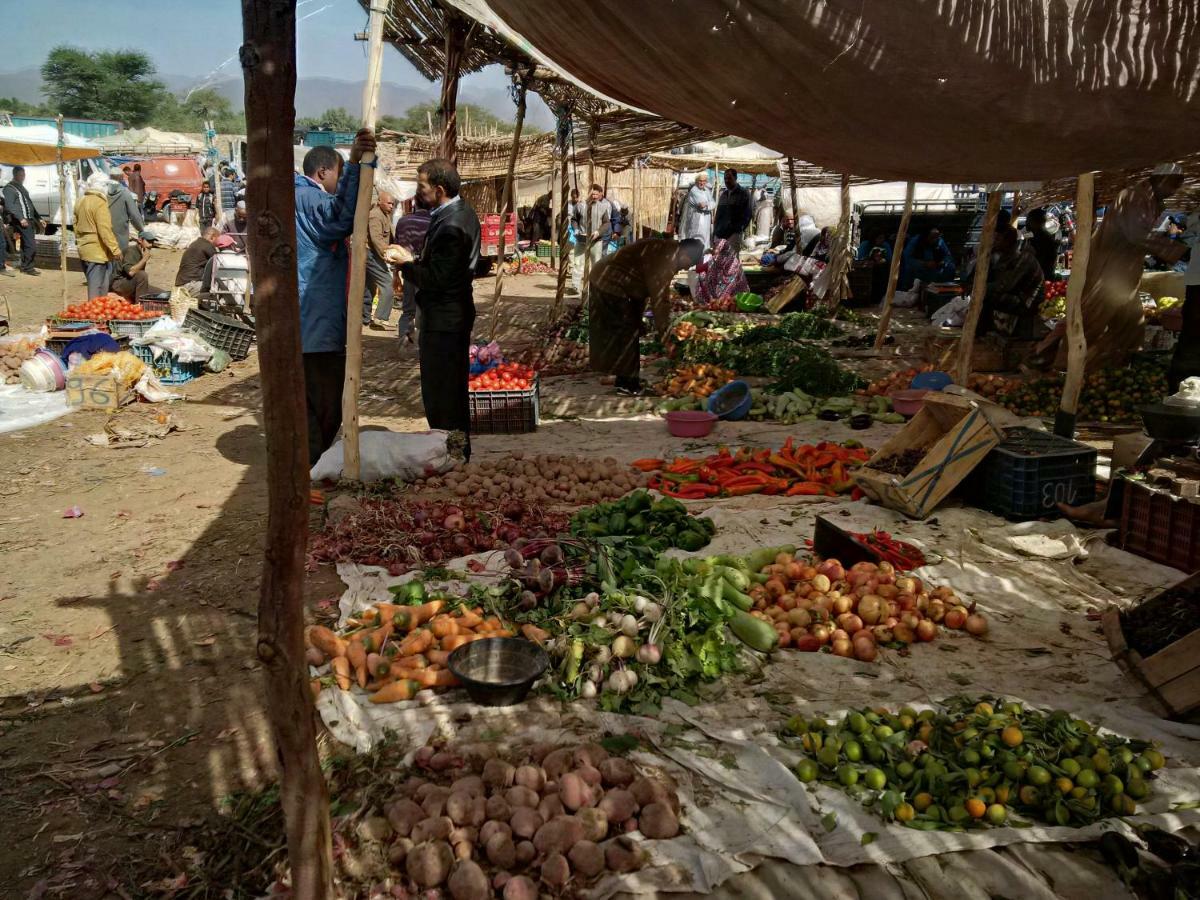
[118,156,205,211]
[0,157,111,231]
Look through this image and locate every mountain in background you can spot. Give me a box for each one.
[0,67,553,130]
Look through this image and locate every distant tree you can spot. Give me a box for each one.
[296,107,359,132]
[379,101,537,137]
[40,46,166,126]
[0,96,54,117]
[150,88,246,134]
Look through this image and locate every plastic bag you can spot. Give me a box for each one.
[311,430,463,483]
[76,350,147,388]
[930,296,970,327]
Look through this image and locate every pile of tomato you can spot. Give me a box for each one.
[61,295,163,322]
[468,361,536,391]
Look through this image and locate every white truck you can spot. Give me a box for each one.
[0,157,113,232]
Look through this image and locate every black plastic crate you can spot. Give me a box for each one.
[964,426,1097,519]
[468,376,539,434]
[183,308,254,360]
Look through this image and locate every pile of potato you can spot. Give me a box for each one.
[417,453,648,506]
[1,336,40,385]
[370,741,681,898]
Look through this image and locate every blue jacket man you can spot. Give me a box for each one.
[296,130,374,465]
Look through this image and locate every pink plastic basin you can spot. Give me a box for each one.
[890,388,929,417]
[665,410,718,437]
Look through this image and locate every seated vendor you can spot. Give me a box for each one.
[588,237,704,395]
[969,226,1046,340]
[900,227,956,289]
[110,231,165,301]
[175,226,221,294]
[770,215,795,250]
[857,230,892,262]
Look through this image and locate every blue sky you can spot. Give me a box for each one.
[6,0,507,93]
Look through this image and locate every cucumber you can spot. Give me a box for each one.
[720,578,754,611]
[714,565,750,591]
[729,610,779,652]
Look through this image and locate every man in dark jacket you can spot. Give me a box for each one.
[127,164,146,203]
[393,196,432,346]
[713,168,752,252]
[3,166,41,275]
[400,158,480,459]
[196,180,217,230]
[295,131,373,465]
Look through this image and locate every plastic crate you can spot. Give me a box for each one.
[536,241,552,258]
[131,344,206,385]
[183,307,254,360]
[137,297,170,315]
[1120,478,1200,572]
[48,317,109,333]
[468,376,539,434]
[109,316,166,338]
[964,426,1097,519]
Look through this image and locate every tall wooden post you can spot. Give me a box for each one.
[239,0,332,895]
[438,17,468,165]
[631,160,641,242]
[56,116,69,308]
[823,173,853,308]
[552,139,570,319]
[955,190,1003,384]
[786,156,799,234]
[874,180,914,349]
[581,122,597,306]
[1056,173,1095,438]
[488,78,528,339]
[339,2,384,482]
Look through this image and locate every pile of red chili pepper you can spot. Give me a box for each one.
[852,529,926,570]
[632,439,872,500]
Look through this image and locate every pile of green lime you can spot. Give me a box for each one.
[784,696,1167,830]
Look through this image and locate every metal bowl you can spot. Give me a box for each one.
[448,637,549,707]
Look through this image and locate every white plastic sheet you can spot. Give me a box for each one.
[0,383,72,434]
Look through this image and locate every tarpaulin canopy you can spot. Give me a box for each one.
[0,125,100,165]
[449,0,1200,183]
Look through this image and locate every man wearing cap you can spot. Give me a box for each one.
[111,232,164,302]
[106,169,145,255]
[74,172,122,297]
[222,200,248,253]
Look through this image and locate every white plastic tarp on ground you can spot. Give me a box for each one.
[448,0,1200,182]
[0,383,72,434]
[317,496,1200,895]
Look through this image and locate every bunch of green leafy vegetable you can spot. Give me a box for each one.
[768,346,866,396]
[569,490,715,553]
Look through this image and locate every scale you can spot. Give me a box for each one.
[1135,402,1200,469]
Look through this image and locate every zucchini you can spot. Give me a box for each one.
[729,610,779,652]
[720,579,754,611]
[744,545,797,573]
[713,565,750,591]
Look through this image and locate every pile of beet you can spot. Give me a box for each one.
[307,498,570,574]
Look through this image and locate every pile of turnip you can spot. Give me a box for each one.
[371,741,681,898]
[416,453,648,507]
[556,591,667,700]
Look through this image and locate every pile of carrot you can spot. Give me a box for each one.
[305,598,514,704]
[633,439,872,500]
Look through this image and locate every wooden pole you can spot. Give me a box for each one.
[955,190,1003,384]
[581,122,597,307]
[488,79,527,339]
[632,160,641,241]
[786,156,799,234]
[438,17,467,165]
[56,115,68,309]
[340,1,384,482]
[1056,172,1095,438]
[552,139,570,319]
[239,1,332,896]
[823,173,853,308]
[874,180,914,349]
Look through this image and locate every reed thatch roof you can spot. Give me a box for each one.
[364,0,521,80]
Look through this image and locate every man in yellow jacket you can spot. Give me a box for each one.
[74,172,122,298]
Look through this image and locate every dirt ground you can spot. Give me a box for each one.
[0,250,587,895]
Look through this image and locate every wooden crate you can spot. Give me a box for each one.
[1102,578,1200,719]
[65,372,134,410]
[853,393,1003,518]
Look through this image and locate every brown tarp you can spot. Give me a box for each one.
[450,0,1200,182]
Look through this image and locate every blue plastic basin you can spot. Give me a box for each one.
[707,379,752,421]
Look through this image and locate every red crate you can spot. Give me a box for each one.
[482,213,517,247]
[1120,477,1200,572]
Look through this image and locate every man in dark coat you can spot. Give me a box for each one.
[3,166,41,275]
[127,164,146,203]
[400,158,480,459]
[713,168,752,252]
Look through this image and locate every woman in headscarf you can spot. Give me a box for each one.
[679,173,713,247]
[694,238,750,308]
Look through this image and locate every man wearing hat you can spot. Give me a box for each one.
[110,231,164,302]
[74,171,122,298]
